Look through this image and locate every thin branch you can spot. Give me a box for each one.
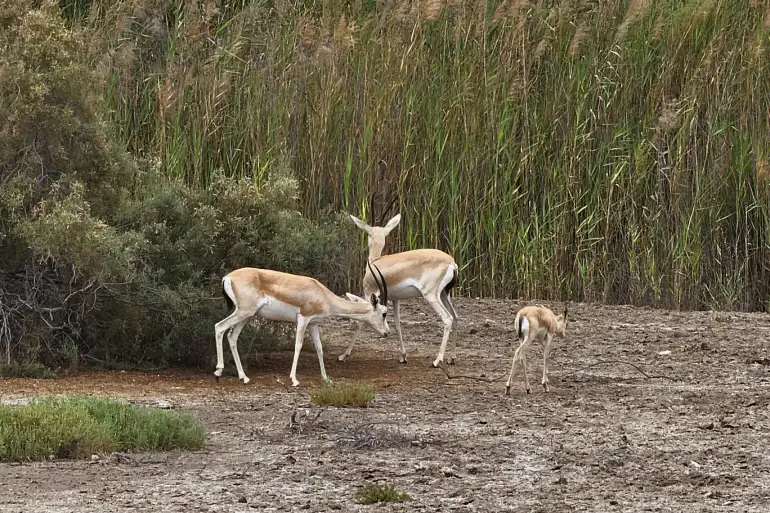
[437,363,508,383]
[560,360,678,381]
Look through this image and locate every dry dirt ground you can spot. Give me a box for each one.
[2,299,770,513]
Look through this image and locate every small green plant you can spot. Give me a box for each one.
[355,484,411,505]
[0,396,205,462]
[309,380,374,407]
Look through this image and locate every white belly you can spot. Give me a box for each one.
[384,278,424,300]
[256,297,300,322]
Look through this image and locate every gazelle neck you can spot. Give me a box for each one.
[327,293,374,322]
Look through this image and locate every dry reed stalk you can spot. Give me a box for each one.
[614,0,651,43]
[569,21,590,57]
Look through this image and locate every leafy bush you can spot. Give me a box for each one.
[0,1,355,373]
[354,484,411,505]
[0,396,205,462]
[310,380,375,407]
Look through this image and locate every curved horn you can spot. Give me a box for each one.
[372,263,388,306]
[367,261,383,304]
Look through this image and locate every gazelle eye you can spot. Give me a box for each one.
[382,313,386,319]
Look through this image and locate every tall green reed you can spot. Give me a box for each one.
[82,0,770,310]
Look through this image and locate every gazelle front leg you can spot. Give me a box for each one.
[338,321,363,362]
[310,324,328,382]
[393,300,407,363]
[428,298,455,367]
[541,333,553,392]
[289,315,311,387]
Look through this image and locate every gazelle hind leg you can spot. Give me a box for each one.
[428,296,455,368]
[440,291,458,364]
[310,324,328,382]
[227,318,251,384]
[393,300,407,363]
[541,333,553,392]
[505,333,532,395]
[214,309,251,380]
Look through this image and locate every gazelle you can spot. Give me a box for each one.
[339,213,459,368]
[505,304,568,395]
[214,262,390,387]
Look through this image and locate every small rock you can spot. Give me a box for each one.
[689,460,701,469]
[469,328,478,335]
[238,497,248,504]
[658,350,672,356]
[152,399,173,409]
[285,455,297,464]
[555,476,567,485]
[90,454,100,463]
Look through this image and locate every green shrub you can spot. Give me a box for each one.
[355,484,411,505]
[310,380,375,407]
[0,396,205,462]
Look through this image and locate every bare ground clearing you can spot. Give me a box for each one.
[2,299,770,512]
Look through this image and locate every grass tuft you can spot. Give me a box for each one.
[355,484,411,505]
[309,380,374,407]
[0,396,205,462]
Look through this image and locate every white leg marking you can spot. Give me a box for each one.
[227,319,250,384]
[428,298,455,368]
[289,316,310,387]
[505,327,532,395]
[542,333,553,392]
[441,291,458,364]
[214,311,246,378]
[310,324,328,382]
[393,300,407,363]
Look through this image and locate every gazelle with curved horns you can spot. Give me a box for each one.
[339,213,460,368]
[214,263,390,387]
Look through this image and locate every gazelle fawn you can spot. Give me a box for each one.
[505,304,568,395]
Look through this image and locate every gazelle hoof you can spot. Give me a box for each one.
[445,356,456,365]
[338,354,349,362]
[399,355,407,364]
[242,376,251,385]
[505,386,511,396]
[431,360,441,368]
[526,388,532,394]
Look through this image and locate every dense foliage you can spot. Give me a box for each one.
[0,0,352,373]
[1,0,769,372]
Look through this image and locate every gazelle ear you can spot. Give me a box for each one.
[345,293,366,303]
[349,214,373,235]
[370,293,379,306]
[382,213,401,234]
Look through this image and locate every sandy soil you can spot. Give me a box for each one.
[1,298,770,512]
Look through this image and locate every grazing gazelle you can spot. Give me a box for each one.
[339,213,459,368]
[505,304,568,395]
[214,262,390,387]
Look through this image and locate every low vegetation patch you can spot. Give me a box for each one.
[309,380,374,407]
[0,396,205,462]
[0,363,58,379]
[355,484,411,505]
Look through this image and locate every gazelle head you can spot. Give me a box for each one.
[349,213,401,260]
[345,262,390,337]
[555,305,569,337]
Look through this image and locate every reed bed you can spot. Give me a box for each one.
[80,0,770,310]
